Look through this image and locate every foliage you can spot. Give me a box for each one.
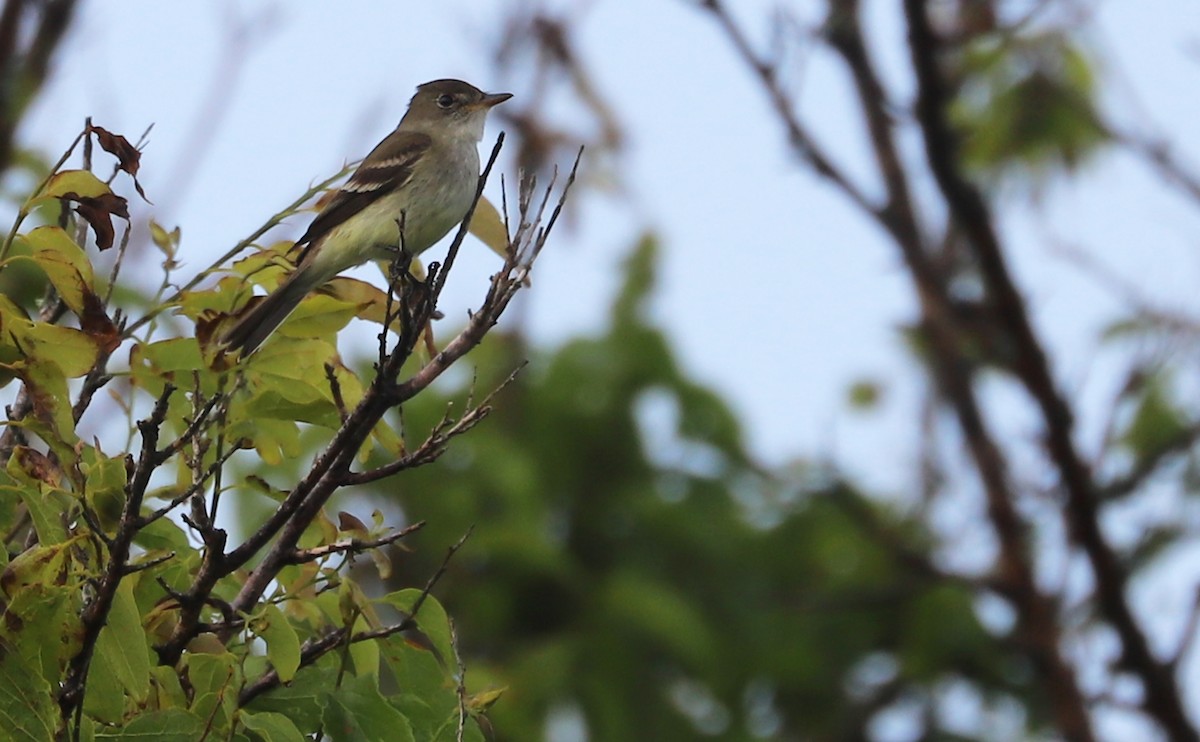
[0,122,574,741]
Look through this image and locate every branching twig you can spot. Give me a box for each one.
[284,520,425,565]
[59,384,174,718]
[238,528,472,706]
[344,363,525,486]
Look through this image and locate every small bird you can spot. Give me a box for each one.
[221,79,512,355]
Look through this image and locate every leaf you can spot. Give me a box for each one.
[36,169,112,201]
[468,195,509,260]
[321,674,415,742]
[1,480,70,545]
[338,512,368,535]
[67,192,130,251]
[243,656,335,731]
[15,356,78,446]
[0,636,57,742]
[238,710,307,742]
[250,604,300,684]
[1121,376,1189,462]
[11,446,61,487]
[89,124,148,201]
[0,582,83,685]
[148,220,180,260]
[376,590,451,669]
[22,323,104,377]
[15,226,95,316]
[185,651,240,733]
[94,709,206,740]
[94,580,151,703]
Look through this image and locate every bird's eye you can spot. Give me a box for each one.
[436,94,455,109]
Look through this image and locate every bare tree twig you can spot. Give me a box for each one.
[285,520,425,565]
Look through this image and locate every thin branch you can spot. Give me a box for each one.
[59,383,174,718]
[284,520,425,565]
[700,0,878,218]
[238,528,472,706]
[344,363,525,486]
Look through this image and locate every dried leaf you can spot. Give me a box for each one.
[61,191,129,251]
[89,124,149,201]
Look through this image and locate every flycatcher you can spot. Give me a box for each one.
[221,79,512,355]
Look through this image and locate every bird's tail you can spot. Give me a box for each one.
[220,265,323,356]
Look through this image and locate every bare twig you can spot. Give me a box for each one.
[285,521,425,565]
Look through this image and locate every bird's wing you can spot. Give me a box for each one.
[294,129,433,258]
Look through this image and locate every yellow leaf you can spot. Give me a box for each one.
[35,170,113,202]
[468,195,509,259]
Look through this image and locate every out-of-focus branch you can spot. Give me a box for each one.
[0,0,76,174]
[706,1,1101,738]
[902,2,1197,739]
[699,0,878,219]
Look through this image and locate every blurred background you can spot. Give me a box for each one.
[5,1,1200,739]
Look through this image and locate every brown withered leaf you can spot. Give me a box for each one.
[62,191,129,251]
[79,287,120,353]
[89,124,149,201]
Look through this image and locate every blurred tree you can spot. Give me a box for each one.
[369,237,1060,740]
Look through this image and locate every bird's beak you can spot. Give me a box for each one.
[479,92,513,109]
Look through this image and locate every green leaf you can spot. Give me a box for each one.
[1121,377,1188,462]
[251,604,300,683]
[0,637,57,742]
[22,323,102,378]
[149,666,188,710]
[94,580,151,703]
[14,355,78,446]
[376,590,453,665]
[322,675,415,742]
[184,651,240,733]
[238,710,307,742]
[94,709,206,741]
[12,226,95,316]
[84,633,127,723]
[148,220,181,259]
[244,656,334,730]
[2,482,70,545]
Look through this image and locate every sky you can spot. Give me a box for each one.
[15,1,1200,739]
[19,1,1200,487]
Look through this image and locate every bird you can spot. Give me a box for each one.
[220,79,512,355]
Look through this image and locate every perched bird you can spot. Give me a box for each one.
[221,79,512,355]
